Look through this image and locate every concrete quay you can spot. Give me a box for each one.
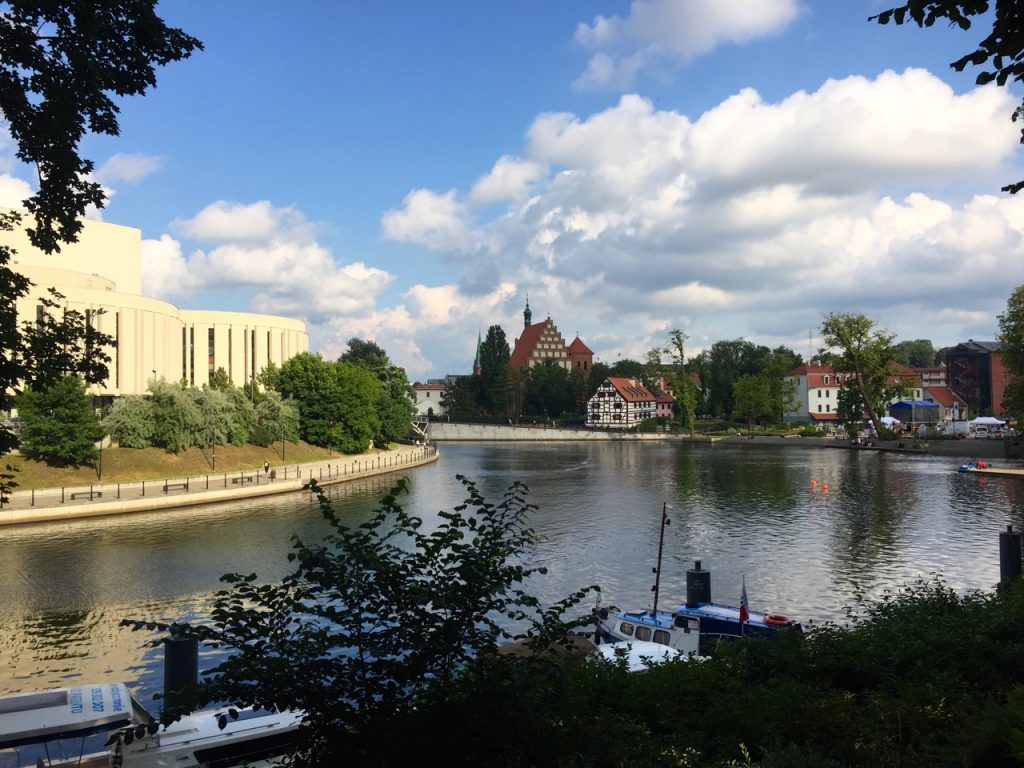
[0,444,438,527]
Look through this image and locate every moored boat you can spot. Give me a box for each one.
[0,682,301,768]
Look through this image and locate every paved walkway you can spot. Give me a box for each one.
[0,443,439,527]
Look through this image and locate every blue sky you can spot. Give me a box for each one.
[3,0,1023,379]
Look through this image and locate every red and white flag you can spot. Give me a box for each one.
[739,574,749,624]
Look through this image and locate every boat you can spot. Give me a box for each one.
[0,682,301,768]
[594,503,802,654]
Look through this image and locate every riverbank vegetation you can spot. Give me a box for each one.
[5,441,336,489]
[128,478,1024,767]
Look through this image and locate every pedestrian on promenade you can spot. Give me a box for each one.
[264,460,270,475]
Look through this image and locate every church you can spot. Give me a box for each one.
[508,297,593,375]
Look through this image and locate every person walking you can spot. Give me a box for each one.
[264,460,270,476]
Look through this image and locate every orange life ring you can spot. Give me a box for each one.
[763,613,794,627]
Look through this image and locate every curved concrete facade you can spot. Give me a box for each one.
[3,211,308,396]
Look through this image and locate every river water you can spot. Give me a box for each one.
[1,441,1020,709]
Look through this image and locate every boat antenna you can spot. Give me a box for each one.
[651,502,670,615]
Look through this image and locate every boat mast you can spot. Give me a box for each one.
[651,501,669,615]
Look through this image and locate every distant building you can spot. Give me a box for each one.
[412,381,446,417]
[586,377,656,429]
[945,341,1008,418]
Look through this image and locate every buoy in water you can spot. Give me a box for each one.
[822,484,829,493]
[810,480,817,487]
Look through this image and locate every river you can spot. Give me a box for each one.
[1,441,1020,709]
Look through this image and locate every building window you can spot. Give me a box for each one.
[824,375,830,385]
[817,404,822,412]
[817,389,821,397]
[189,327,195,386]
[208,327,215,373]
[228,329,233,380]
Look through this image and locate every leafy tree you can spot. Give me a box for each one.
[608,358,645,378]
[16,375,102,465]
[837,382,868,437]
[224,387,256,446]
[0,1,202,252]
[277,353,336,444]
[338,337,388,370]
[252,390,300,450]
[586,361,611,398]
[102,395,153,449]
[732,371,796,429]
[820,312,909,438]
[441,377,479,419]
[872,1,1024,193]
[337,340,414,446]
[148,378,201,453]
[330,361,381,454]
[207,367,232,391]
[893,338,937,368]
[665,329,697,431]
[998,284,1024,420]
[477,325,511,416]
[16,287,114,389]
[126,478,596,764]
[190,388,232,449]
[696,339,760,418]
[523,359,570,419]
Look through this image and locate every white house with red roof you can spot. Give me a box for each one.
[586,377,656,429]
[412,381,446,417]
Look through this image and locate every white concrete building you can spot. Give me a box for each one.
[3,210,308,399]
[413,382,446,417]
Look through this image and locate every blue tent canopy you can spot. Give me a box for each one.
[889,400,940,423]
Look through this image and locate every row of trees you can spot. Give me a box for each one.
[14,336,418,471]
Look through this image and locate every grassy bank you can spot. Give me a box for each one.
[2,441,346,490]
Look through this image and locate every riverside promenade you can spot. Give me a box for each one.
[0,443,439,527]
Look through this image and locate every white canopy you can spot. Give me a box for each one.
[969,416,1006,426]
[880,416,900,426]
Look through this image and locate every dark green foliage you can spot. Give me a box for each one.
[207,367,232,391]
[148,379,201,453]
[523,358,571,419]
[17,375,102,465]
[872,1,1024,194]
[477,325,511,416]
[16,287,114,389]
[441,376,479,418]
[102,395,153,448]
[223,387,255,446]
[330,361,380,453]
[125,477,596,765]
[190,388,231,449]
[0,0,202,252]
[337,341,415,447]
[893,338,937,368]
[999,284,1024,420]
[251,390,299,448]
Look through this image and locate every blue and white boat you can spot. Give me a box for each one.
[595,504,802,654]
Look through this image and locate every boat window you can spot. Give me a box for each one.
[193,731,294,768]
[634,626,651,642]
[653,630,670,646]
[618,622,634,636]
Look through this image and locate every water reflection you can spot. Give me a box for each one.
[1,442,1021,701]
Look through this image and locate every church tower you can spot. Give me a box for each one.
[523,295,532,330]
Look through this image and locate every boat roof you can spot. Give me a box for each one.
[616,609,675,629]
[0,683,146,748]
[673,602,800,629]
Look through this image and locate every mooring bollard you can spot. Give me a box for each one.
[1000,525,1022,589]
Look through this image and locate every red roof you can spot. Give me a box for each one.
[656,392,675,404]
[567,336,593,354]
[809,412,839,421]
[925,386,963,407]
[607,377,655,402]
[509,321,549,369]
[413,382,444,391]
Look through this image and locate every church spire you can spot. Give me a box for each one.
[473,329,482,375]
[524,294,532,329]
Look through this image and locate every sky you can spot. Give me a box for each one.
[2,0,1023,380]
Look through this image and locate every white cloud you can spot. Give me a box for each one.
[172,200,316,244]
[574,0,799,90]
[95,153,165,184]
[0,174,33,209]
[381,188,473,253]
[143,201,394,325]
[469,156,545,205]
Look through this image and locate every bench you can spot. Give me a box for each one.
[163,481,189,493]
[231,475,255,485]
[69,490,102,500]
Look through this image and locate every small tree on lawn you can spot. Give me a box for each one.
[17,375,103,465]
[253,390,300,453]
[149,379,201,453]
[102,395,153,448]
